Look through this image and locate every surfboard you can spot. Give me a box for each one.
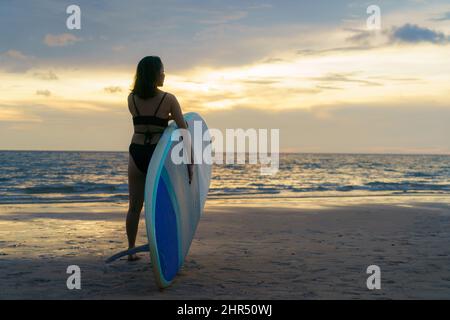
[144,112,212,288]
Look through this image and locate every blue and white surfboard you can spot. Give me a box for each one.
[144,112,212,288]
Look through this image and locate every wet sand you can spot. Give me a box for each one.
[0,196,449,299]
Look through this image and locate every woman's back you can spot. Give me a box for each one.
[129,90,171,119]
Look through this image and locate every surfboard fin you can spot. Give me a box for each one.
[105,244,150,264]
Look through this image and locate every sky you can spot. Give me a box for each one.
[0,0,449,153]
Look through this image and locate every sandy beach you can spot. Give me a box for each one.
[1,195,449,300]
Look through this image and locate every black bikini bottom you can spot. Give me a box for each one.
[129,143,157,174]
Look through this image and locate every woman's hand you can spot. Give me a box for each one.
[187,163,194,184]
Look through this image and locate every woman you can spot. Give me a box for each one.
[126,56,193,261]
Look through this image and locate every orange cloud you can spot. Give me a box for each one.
[44,33,81,47]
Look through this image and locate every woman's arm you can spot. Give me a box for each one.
[127,94,134,116]
[170,94,187,129]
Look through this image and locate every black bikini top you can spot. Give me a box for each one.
[132,92,169,144]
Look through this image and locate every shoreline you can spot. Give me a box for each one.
[1,192,449,210]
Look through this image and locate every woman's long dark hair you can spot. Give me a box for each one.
[131,56,163,99]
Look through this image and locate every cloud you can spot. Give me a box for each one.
[104,86,123,94]
[112,45,126,52]
[343,28,387,47]
[310,72,382,87]
[44,33,82,47]
[296,45,374,57]
[389,24,449,44]
[248,3,273,10]
[36,90,51,97]
[241,79,280,85]
[33,70,58,80]
[430,11,450,21]
[316,85,342,90]
[346,30,373,45]
[197,10,247,24]
[0,106,41,123]
[261,57,288,64]
[3,50,28,60]
[0,50,35,72]
[340,24,450,49]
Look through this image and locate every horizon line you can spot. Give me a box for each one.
[0,149,449,156]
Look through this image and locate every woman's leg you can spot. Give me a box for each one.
[126,154,146,260]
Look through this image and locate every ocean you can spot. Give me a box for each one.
[0,151,449,204]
